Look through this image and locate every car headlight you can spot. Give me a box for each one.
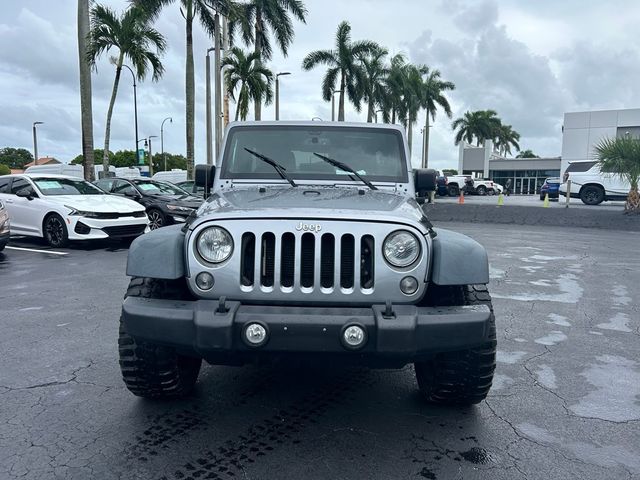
[166,204,195,213]
[196,226,233,263]
[64,206,99,218]
[383,230,420,267]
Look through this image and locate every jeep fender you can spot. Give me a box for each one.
[126,225,186,279]
[430,229,489,285]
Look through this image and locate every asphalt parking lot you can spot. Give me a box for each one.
[1,224,639,480]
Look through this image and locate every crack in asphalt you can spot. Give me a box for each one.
[0,362,97,392]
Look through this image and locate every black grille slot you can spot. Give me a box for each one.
[260,233,275,287]
[340,234,355,289]
[320,234,335,288]
[300,233,315,288]
[240,233,255,286]
[280,233,295,288]
[360,235,375,289]
[74,221,91,235]
[102,224,145,237]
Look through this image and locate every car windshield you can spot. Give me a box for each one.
[132,180,188,195]
[220,125,408,183]
[33,177,104,195]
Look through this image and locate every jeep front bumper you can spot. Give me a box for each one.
[122,297,492,362]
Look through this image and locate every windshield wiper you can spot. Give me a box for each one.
[312,152,377,190]
[244,148,297,187]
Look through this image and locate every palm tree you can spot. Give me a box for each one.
[89,5,166,174]
[595,136,640,214]
[359,47,388,122]
[516,149,539,158]
[494,124,520,157]
[302,21,378,121]
[397,64,425,155]
[133,0,236,178]
[383,53,408,124]
[420,69,454,168]
[222,47,273,121]
[231,0,307,120]
[78,0,95,181]
[452,110,501,146]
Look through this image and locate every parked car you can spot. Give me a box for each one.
[492,182,504,195]
[175,180,205,197]
[0,174,148,247]
[560,160,629,205]
[444,174,473,196]
[119,121,496,405]
[0,198,9,251]
[93,177,203,229]
[540,177,560,200]
[24,163,142,180]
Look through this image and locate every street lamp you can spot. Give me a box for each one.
[161,117,172,172]
[145,135,158,176]
[275,72,291,120]
[375,109,384,123]
[32,121,43,166]
[121,64,139,159]
[331,89,343,122]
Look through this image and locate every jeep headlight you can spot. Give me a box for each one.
[383,230,420,267]
[196,226,233,263]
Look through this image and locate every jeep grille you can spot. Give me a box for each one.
[239,231,375,292]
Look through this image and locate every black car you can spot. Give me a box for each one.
[93,178,203,229]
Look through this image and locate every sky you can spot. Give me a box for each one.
[2,0,640,171]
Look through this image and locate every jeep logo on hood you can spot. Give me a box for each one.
[295,221,322,233]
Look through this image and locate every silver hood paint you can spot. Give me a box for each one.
[192,186,427,233]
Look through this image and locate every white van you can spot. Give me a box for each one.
[152,169,188,184]
[25,163,84,178]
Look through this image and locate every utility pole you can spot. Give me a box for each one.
[147,136,157,176]
[206,47,214,165]
[275,72,291,120]
[32,122,43,166]
[214,13,222,160]
[331,90,342,122]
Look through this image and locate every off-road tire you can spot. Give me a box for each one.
[415,284,496,405]
[580,185,604,205]
[43,213,69,248]
[119,277,202,398]
[447,184,459,196]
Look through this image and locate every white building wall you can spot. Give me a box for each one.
[561,108,640,173]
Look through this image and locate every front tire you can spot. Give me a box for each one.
[476,185,487,196]
[147,208,167,230]
[447,185,459,196]
[119,277,202,398]
[580,185,604,205]
[43,213,69,248]
[415,284,496,405]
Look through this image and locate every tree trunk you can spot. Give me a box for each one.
[391,109,396,124]
[77,0,95,181]
[338,72,345,121]
[367,100,374,122]
[102,52,124,176]
[253,9,263,120]
[185,0,195,179]
[407,121,413,156]
[222,15,230,127]
[625,186,640,214]
[422,115,430,169]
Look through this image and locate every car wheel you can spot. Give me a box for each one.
[487,189,495,196]
[580,185,605,205]
[43,213,69,248]
[414,284,496,405]
[119,277,202,398]
[476,185,487,196]
[147,209,166,230]
[447,185,459,196]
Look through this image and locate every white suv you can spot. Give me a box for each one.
[559,160,629,205]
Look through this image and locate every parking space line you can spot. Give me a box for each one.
[5,246,68,256]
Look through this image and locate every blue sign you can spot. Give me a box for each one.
[137,149,145,165]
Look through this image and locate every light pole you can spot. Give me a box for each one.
[122,64,139,161]
[146,136,158,176]
[161,117,172,172]
[375,109,384,123]
[32,121,43,166]
[206,47,214,166]
[275,72,291,120]
[331,90,343,122]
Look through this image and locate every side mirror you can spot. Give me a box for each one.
[124,190,141,199]
[16,188,35,200]
[414,168,437,196]
[195,164,216,198]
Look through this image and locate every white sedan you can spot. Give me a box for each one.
[0,174,149,247]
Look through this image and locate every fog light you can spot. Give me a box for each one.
[342,324,366,349]
[400,276,419,295]
[244,323,268,347]
[195,272,214,290]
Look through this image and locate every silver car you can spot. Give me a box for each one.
[0,198,9,251]
[119,122,496,405]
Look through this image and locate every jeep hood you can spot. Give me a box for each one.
[196,186,426,227]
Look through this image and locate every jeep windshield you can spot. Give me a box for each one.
[220,125,408,184]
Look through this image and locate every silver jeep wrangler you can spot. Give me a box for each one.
[120,122,496,405]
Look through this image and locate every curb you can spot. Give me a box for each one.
[423,203,640,232]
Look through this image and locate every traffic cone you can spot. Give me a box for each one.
[543,193,550,208]
[458,190,464,204]
[497,193,504,206]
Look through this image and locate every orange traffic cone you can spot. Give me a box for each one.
[458,190,465,204]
